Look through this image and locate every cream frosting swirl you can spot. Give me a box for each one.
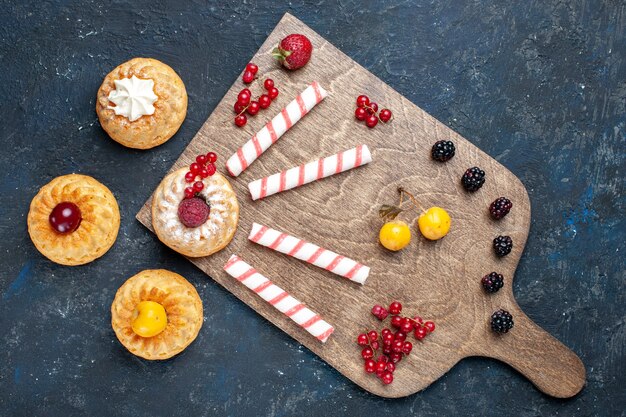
[107,75,158,121]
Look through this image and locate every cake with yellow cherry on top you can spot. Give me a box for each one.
[96,57,187,149]
[111,269,203,360]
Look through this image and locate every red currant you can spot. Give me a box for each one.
[246,62,258,74]
[193,181,204,193]
[268,87,279,99]
[389,352,403,363]
[235,114,247,127]
[376,368,386,378]
[414,327,427,340]
[382,345,392,355]
[237,90,251,106]
[400,318,414,333]
[381,328,392,337]
[242,70,255,84]
[379,108,392,122]
[424,321,436,333]
[184,187,195,199]
[196,154,208,165]
[184,171,195,183]
[264,78,274,90]
[394,331,407,342]
[412,316,423,326]
[377,355,389,363]
[206,152,217,163]
[234,102,246,114]
[247,101,260,115]
[382,333,394,345]
[190,162,201,175]
[370,340,380,350]
[386,362,396,373]
[376,361,387,373]
[389,302,402,315]
[199,167,209,178]
[355,107,367,121]
[366,114,379,128]
[367,330,378,342]
[364,359,376,373]
[206,163,217,176]
[49,202,82,234]
[357,333,369,346]
[392,340,403,353]
[368,102,379,113]
[356,95,370,108]
[361,347,374,359]
[390,315,403,328]
[402,341,413,355]
[258,94,271,109]
[381,371,393,385]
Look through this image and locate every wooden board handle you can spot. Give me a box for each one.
[469,308,586,398]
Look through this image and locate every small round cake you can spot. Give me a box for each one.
[27,174,120,266]
[111,269,203,360]
[152,167,239,257]
[96,57,188,149]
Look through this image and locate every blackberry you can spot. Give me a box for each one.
[481,272,504,293]
[431,140,456,162]
[493,235,513,257]
[491,309,514,333]
[461,167,485,192]
[489,197,512,220]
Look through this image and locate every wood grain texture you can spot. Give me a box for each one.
[136,13,585,398]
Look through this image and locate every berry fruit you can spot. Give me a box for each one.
[184,187,195,199]
[390,315,403,328]
[417,206,451,240]
[355,107,367,121]
[368,102,379,114]
[357,333,368,346]
[379,220,411,251]
[247,101,260,115]
[242,70,255,84]
[366,114,379,128]
[423,321,435,333]
[245,63,258,74]
[381,372,394,384]
[131,301,167,338]
[268,87,279,99]
[461,167,486,192]
[482,272,504,293]
[493,235,513,257]
[364,359,376,373]
[206,152,217,163]
[431,140,456,162]
[49,202,82,234]
[371,305,389,320]
[491,309,514,333]
[273,33,313,70]
[237,90,251,106]
[264,78,274,90]
[184,171,195,183]
[193,181,204,193]
[361,347,374,359]
[389,301,402,315]
[379,109,392,122]
[356,95,370,108]
[235,114,247,127]
[489,197,513,220]
[414,327,427,340]
[259,94,271,109]
[178,197,210,228]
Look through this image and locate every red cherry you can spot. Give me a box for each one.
[196,154,208,165]
[247,101,260,115]
[206,152,217,163]
[189,162,201,175]
[364,359,376,373]
[264,78,274,90]
[402,341,413,355]
[199,167,209,178]
[246,62,258,74]
[237,90,251,106]
[268,87,279,99]
[390,315,403,328]
[379,109,392,122]
[49,202,82,234]
[361,347,374,359]
[389,301,402,315]
[356,95,370,107]
[193,181,204,193]
[184,171,195,183]
[235,114,247,127]
[258,94,271,109]
[206,163,217,176]
[234,101,246,114]
[357,333,368,346]
[355,107,367,121]
[368,102,379,113]
[414,327,427,340]
[424,321,436,333]
[242,70,255,84]
[381,371,393,385]
[184,187,195,199]
[366,114,379,128]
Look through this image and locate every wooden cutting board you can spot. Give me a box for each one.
[137,12,585,398]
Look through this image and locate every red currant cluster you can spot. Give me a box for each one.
[357,301,435,385]
[234,63,280,127]
[354,95,393,128]
[183,152,218,199]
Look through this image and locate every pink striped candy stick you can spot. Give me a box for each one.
[248,144,372,200]
[226,81,328,177]
[248,223,370,285]
[223,254,335,343]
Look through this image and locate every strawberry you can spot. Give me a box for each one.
[272,34,312,70]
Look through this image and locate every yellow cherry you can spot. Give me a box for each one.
[418,207,451,240]
[379,220,411,251]
[131,301,167,338]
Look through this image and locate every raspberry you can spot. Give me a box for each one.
[177,197,210,228]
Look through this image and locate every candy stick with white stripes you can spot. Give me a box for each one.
[223,254,335,343]
[248,144,372,200]
[226,82,328,177]
[248,223,370,285]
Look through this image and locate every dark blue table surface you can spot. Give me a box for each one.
[1,1,624,416]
